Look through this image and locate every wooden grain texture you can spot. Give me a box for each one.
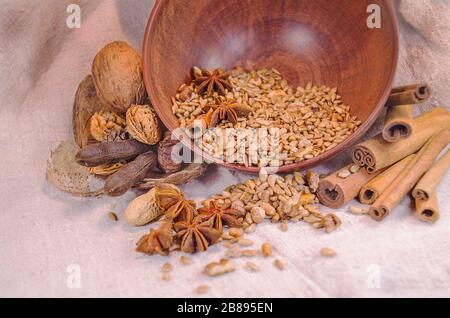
[142,0,398,173]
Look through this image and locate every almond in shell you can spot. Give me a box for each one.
[92,41,146,113]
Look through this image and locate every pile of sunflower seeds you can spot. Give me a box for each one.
[172,67,361,168]
[201,168,341,233]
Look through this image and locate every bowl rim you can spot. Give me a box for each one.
[142,0,399,174]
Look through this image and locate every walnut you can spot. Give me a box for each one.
[89,111,127,142]
[126,105,162,145]
[158,132,182,174]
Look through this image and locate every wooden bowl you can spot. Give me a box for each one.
[143,0,398,173]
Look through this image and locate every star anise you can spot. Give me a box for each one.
[136,221,173,256]
[193,67,233,97]
[174,216,222,253]
[198,200,243,232]
[155,184,196,222]
[203,96,252,127]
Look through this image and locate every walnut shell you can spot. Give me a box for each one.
[126,104,162,145]
[92,41,146,113]
[124,188,163,226]
[72,75,104,148]
[89,111,127,142]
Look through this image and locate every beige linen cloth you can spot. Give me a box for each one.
[0,0,449,297]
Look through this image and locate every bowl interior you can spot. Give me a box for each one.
[143,0,398,173]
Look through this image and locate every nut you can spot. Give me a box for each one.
[251,207,266,224]
[124,187,163,226]
[274,259,284,270]
[203,259,236,276]
[162,262,173,273]
[348,205,369,215]
[229,227,243,237]
[90,111,126,142]
[126,105,162,145]
[238,238,254,247]
[196,285,209,294]
[261,242,272,257]
[320,247,337,257]
[92,41,146,113]
[245,261,260,272]
[259,202,276,216]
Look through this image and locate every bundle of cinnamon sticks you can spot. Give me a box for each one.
[317,84,450,223]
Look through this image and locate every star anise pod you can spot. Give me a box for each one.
[198,200,243,232]
[174,216,222,253]
[135,221,173,256]
[155,183,196,222]
[193,67,233,97]
[203,96,252,127]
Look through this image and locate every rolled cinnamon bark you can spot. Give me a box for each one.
[382,105,413,142]
[359,154,415,205]
[317,164,382,209]
[412,150,450,201]
[414,193,440,223]
[386,84,430,107]
[352,108,450,173]
[369,129,450,221]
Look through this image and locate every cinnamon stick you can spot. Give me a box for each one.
[317,164,382,209]
[414,193,440,223]
[382,105,413,142]
[386,84,430,107]
[352,108,450,173]
[369,129,450,221]
[359,154,415,205]
[412,149,450,201]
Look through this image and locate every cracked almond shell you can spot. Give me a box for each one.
[92,41,146,114]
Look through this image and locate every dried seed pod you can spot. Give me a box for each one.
[104,151,157,197]
[89,160,127,176]
[138,163,208,189]
[157,131,182,173]
[126,105,162,145]
[89,111,127,142]
[75,139,151,167]
[124,188,164,226]
[72,75,104,148]
[92,41,146,113]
